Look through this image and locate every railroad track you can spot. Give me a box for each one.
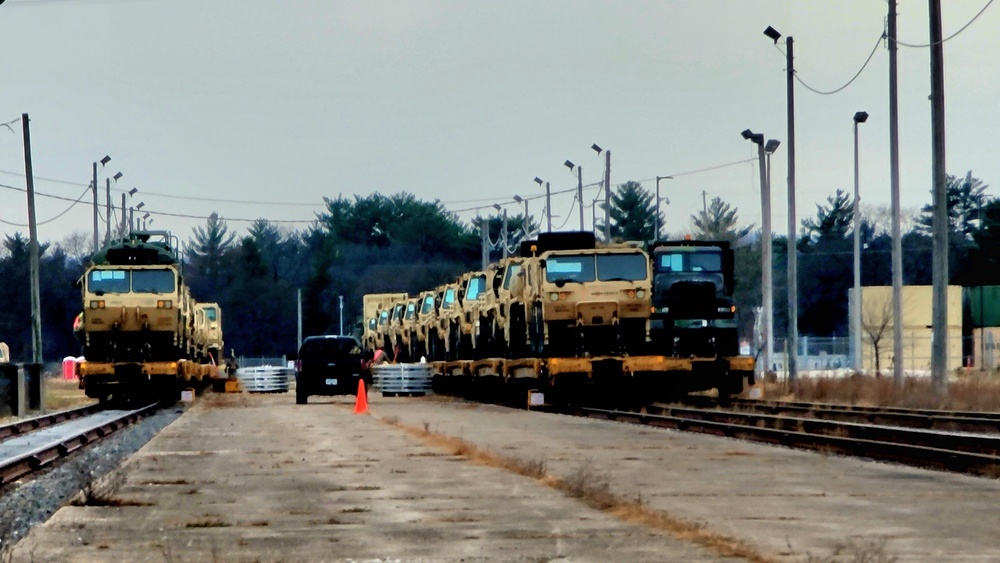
[0,403,159,486]
[706,397,1000,434]
[0,403,103,441]
[578,402,1000,478]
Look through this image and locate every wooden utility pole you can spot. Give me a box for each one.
[92,162,99,253]
[785,36,798,386]
[888,0,904,385]
[22,114,42,367]
[929,0,948,392]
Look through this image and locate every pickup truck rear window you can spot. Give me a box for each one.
[300,338,361,358]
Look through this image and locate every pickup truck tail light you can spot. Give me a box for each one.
[295,359,301,372]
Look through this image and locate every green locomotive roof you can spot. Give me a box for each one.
[90,231,179,266]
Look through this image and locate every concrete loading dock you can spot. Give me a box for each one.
[13,393,1000,562]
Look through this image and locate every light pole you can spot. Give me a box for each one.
[742,129,772,376]
[105,171,122,245]
[764,24,798,384]
[564,160,584,231]
[92,155,110,253]
[852,111,868,372]
[513,195,528,238]
[592,144,611,242]
[493,203,508,259]
[534,177,552,232]
[655,176,673,241]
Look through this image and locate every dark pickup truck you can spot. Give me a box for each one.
[295,335,371,404]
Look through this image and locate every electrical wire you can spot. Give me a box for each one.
[774,33,884,96]
[553,196,577,231]
[0,117,21,134]
[0,185,92,227]
[892,0,994,48]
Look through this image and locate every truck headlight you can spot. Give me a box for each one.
[549,292,560,301]
[636,290,645,299]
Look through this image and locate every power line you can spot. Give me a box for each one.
[0,169,323,207]
[774,33,884,96]
[892,0,994,48]
[0,185,91,227]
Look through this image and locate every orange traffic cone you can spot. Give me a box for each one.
[353,379,369,414]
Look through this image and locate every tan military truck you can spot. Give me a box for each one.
[384,301,408,361]
[449,270,491,359]
[362,293,407,354]
[512,232,652,357]
[474,257,524,358]
[435,280,463,361]
[397,296,422,362]
[193,302,224,364]
[411,289,440,360]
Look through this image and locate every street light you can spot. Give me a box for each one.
[852,110,869,371]
[564,160,584,231]
[128,187,138,196]
[534,177,552,232]
[764,24,798,384]
[113,171,123,181]
[492,204,508,259]
[743,128,773,376]
[91,156,111,252]
[654,176,673,241]
[592,144,611,242]
[513,195,529,237]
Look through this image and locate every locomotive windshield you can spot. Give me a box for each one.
[132,269,176,293]
[87,268,175,294]
[655,250,723,273]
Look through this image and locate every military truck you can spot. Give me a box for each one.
[193,302,224,365]
[512,232,652,357]
[362,292,407,353]
[477,257,524,358]
[648,240,738,358]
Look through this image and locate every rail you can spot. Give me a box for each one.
[578,403,1000,478]
[0,403,158,486]
[0,403,102,442]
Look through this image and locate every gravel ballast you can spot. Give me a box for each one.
[0,404,184,556]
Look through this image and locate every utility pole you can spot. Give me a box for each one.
[545,182,551,232]
[105,178,111,245]
[603,150,611,242]
[481,216,489,270]
[888,0,904,385]
[929,0,948,392]
[655,176,671,241]
[92,162,99,253]
[756,143,772,375]
[120,193,126,238]
[501,209,509,259]
[296,289,302,351]
[338,295,344,336]
[702,191,707,216]
[22,114,43,367]
[785,35,799,386]
[576,165,584,231]
[853,112,868,372]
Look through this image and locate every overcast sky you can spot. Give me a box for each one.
[1,0,997,250]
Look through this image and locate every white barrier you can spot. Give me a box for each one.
[236,365,292,393]
[372,364,433,396]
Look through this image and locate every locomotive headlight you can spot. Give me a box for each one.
[157,300,173,309]
[636,290,645,299]
[549,292,560,302]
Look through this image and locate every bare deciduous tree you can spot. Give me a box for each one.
[861,292,893,376]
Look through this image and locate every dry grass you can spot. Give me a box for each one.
[184,517,230,528]
[380,417,772,563]
[44,377,94,411]
[764,373,1000,411]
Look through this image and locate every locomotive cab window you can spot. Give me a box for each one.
[88,270,130,294]
[132,269,176,294]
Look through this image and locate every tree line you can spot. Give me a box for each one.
[0,172,994,362]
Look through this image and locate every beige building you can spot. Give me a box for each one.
[848,285,963,373]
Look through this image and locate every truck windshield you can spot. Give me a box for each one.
[300,337,361,358]
[597,253,648,281]
[656,250,723,273]
[442,288,455,309]
[502,263,522,289]
[421,295,435,314]
[204,307,217,321]
[404,302,416,320]
[132,269,176,294]
[88,270,129,294]
[545,255,596,284]
[466,275,486,299]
